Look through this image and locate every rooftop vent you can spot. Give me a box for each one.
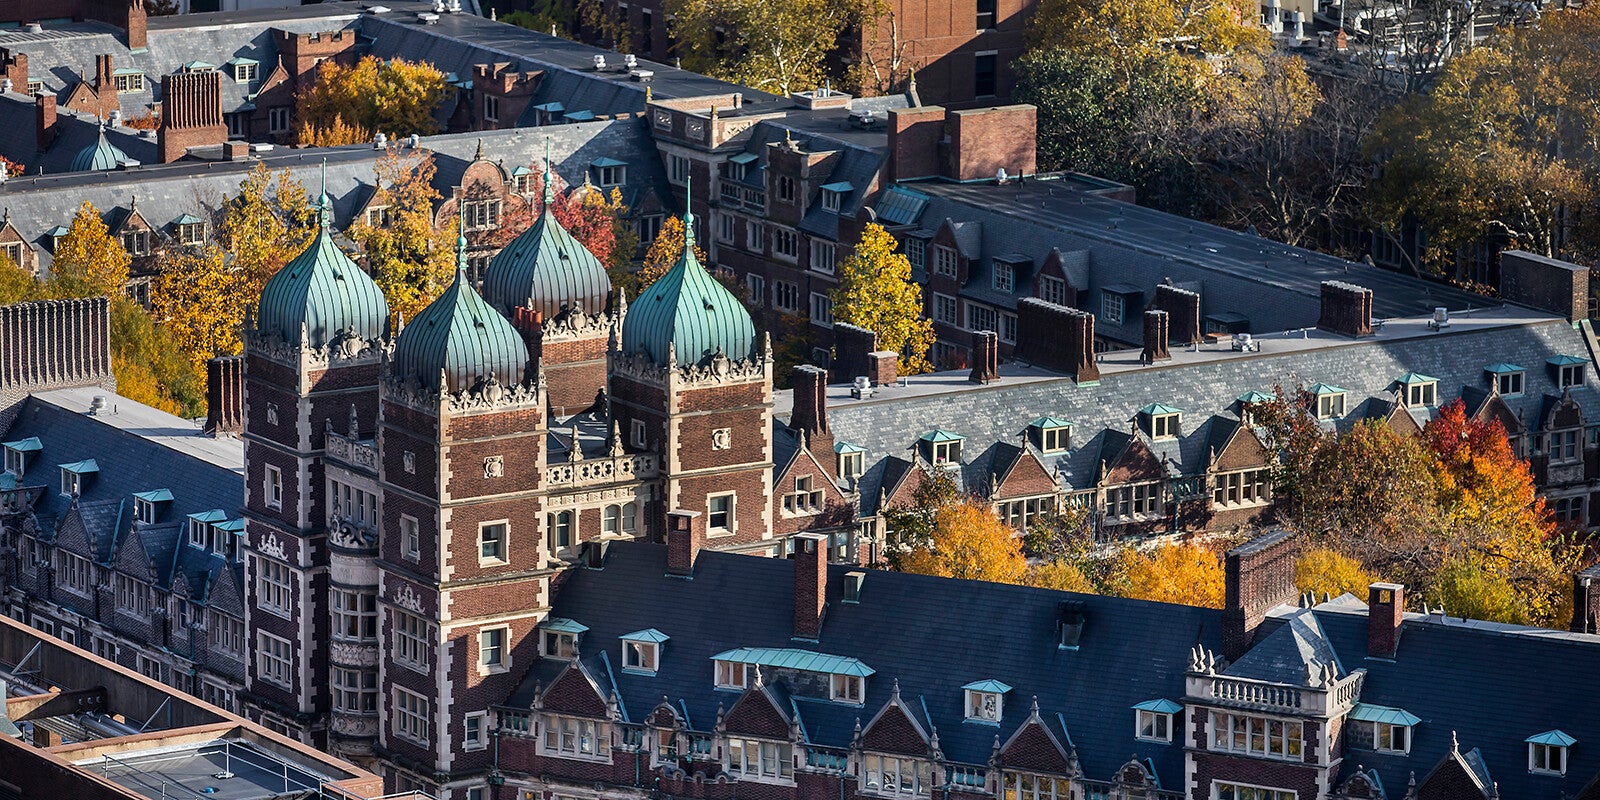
[851,375,873,399]
[374,131,387,148]
[1057,600,1086,649]
[1428,307,1449,330]
[88,395,107,416]
[593,54,607,70]
[25,23,42,34]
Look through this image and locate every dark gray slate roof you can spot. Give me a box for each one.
[883,179,1491,343]
[0,120,665,273]
[1284,601,1600,800]
[525,541,1223,789]
[819,311,1600,498]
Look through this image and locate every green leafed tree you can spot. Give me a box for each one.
[667,0,861,95]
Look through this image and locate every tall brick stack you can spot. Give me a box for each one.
[1221,529,1299,661]
[1016,298,1098,383]
[1317,281,1374,338]
[0,297,117,428]
[158,71,226,163]
[1151,284,1201,345]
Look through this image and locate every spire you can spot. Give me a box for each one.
[318,159,332,228]
[682,171,695,250]
[542,136,556,207]
[455,201,469,276]
[475,136,485,162]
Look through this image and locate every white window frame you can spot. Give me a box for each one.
[933,293,960,326]
[861,753,932,797]
[965,302,997,335]
[1405,382,1436,407]
[479,519,509,564]
[773,229,798,261]
[745,273,766,305]
[1038,275,1067,306]
[1208,712,1304,761]
[623,639,659,673]
[1560,364,1585,389]
[1498,370,1525,396]
[1151,413,1180,439]
[332,589,378,642]
[268,107,291,133]
[464,711,489,750]
[484,94,500,123]
[747,220,766,253]
[1213,469,1270,508]
[1374,721,1410,754]
[810,292,834,328]
[1530,742,1568,775]
[256,632,293,689]
[932,246,958,279]
[822,189,842,213]
[113,72,145,92]
[707,492,735,535]
[1135,709,1173,743]
[393,686,430,745]
[394,610,432,672]
[1212,781,1295,800]
[965,689,1002,723]
[1317,393,1346,419]
[401,514,420,561]
[810,240,836,274]
[1039,425,1069,453]
[715,659,747,689]
[773,280,799,313]
[256,558,293,618]
[839,451,864,482]
[1101,292,1125,326]
[830,673,863,703]
[1002,773,1069,800]
[993,263,1014,293]
[727,738,794,781]
[332,666,377,713]
[479,625,510,673]
[265,465,282,510]
[905,237,926,270]
[543,629,579,659]
[233,63,257,83]
[543,714,602,758]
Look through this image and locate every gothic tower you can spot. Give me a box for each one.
[241,181,390,753]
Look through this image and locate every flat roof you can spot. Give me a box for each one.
[33,386,244,474]
[74,739,334,800]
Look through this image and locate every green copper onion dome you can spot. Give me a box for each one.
[620,177,755,368]
[256,168,389,349]
[70,127,129,172]
[391,214,530,393]
[482,144,612,320]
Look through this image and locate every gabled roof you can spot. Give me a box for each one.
[1349,703,1421,726]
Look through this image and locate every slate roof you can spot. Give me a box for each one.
[1272,601,1600,800]
[523,542,1223,788]
[882,179,1492,344]
[0,121,666,274]
[816,310,1600,499]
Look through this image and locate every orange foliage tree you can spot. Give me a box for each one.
[895,499,1029,584]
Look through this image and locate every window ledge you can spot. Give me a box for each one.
[621,667,658,676]
[963,718,1000,727]
[1134,735,1172,744]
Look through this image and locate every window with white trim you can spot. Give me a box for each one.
[210,611,244,655]
[58,551,91,593]
[670,155,691,184]
[830,673,863,703]
[810,292,833,327]
[839,451,864,482]
[548,510,574,552]
[905,238,926,270]
[1150,413,1180,439]
[862,754,933,796]
[810,241,835,273]
[256,558,292,617]
[233,62,257,83]
[543,714,600,756]
[113,72,145,91]
[715,659,748,689]
[1038,424,1069,453]
[1213,470,1269,508]
[993,263,1014,293]
[393,686,430,744]
[463,199,502,230]
[480,520,508,563]
[719,213,737,243]
[269,107,291,133]
[1000,312,1017,344]
[773,228,798,261]
[1316,392,1345,419]
[1002,772,1069,800]
[623,640,658,672]
[966,689,1002,722]
[265,465,282,509]
[0,241,24,268]
[1497,370,1525,396]
[728,738,793,779]
[997,496,1053,530]
[1560,364,1585,389]
[257,632,293,688]
[1209,712,1303,760]
[933,293,959,326]
[1136,709,1173,742]
[1105,482,1161,520]
[775,175,796,203]
[773,280,799,312]
[966,302,997,334]
[464,711,488,750]
[932,246,958,279]
[1214,782,1294,800]
[1405,380,1436,407]
[401,514,420,560]
[1530,741,1568,775]
[783,475,824,515]
[332,589,377,641]
[479,626,509,671]
[708,493,734,533]
[822,188,843,213]
[8,443,32,476]
[1101,292,1125,325]
[333,667,377,712]
[746,273,766,306]
[747,220,766,252]
[394,610,432,671]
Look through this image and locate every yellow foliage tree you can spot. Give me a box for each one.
[832,223,935,375]
[348,147,454,322]
[1026,0,1267,66]
[0,253,41,304]
[294,56,448,145]
[1433,553,1529,625]
[108,297,204,417]
[636,215,707,290]
[1117,543,1225,608]
[1295,547,1374,600]
[152,245,247,372]
[48,202,130,300]
[219,164,315,294]
[1026,559,1096,593]
[667,0,860,95]
[896,500,1028,585]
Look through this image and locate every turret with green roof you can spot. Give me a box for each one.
[619,176,755,368]
[482,141,612,321]
[390,210,531,393]
[70,126,130,172]
[256,163,389,349]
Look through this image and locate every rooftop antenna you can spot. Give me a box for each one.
[682,171,694,250]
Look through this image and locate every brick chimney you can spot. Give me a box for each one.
[0,49,27,94]
[94,54,117,112]
[665,510,704,577]
[886,105,945,183]
[1222,529,1299,662]
[968,330,999,384]
[1573,564,1600,634]
[1152,284,1201,345]
[36,93,57,150]
[948,105,1037,182]
[793,532,829,639]
[867,351,898,387]
[203,355,245,435]
[1367,582,1404,658]
[1318,281,1374,338]
[1141,310,1170,364]
[157,71,226,163]
[123,0,147,51]
[830,322,877,383]
[789,365,835,471]
[1015,299,1099,384]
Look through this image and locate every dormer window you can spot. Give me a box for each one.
[1350,704,1420,755]
[830,673,863,703]
[836,442,865,483]
[962,680,1009,723]
[58,459,98,497]
[1139,404,1182,440]
[821,182,852,213]
[540,618,586,659]
[187,509,227,552]
[1549,355,1587,389]
[1030,417,1071,452]
[1397,373,1438,407]
[1310,384,1347,419]
[591,157,627,188]
[3,437,40,476]
[621,629,667,674]
[173,215,206,245]
[227,59,257,84]
[1487,363,1525,396]
[512,168,534,195]
[133,489,173,524]
[112,69,145,92]
[919,430,963,465]
[1133,699,1180,743]
[993,262,1014,293]
[1527,731,1574,775]
[715,659,748,689]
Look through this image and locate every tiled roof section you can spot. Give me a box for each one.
[619,206,756,367]
[1292,602,1600,800]
[821,314,1600,495]
[537,542,1221,787]
[1223,608,1341,686]
[392,262,531,393]
[256,197,389,349]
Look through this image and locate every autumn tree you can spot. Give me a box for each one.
[881,468,961,569]
[895,499,1029,585]
[1114,543,1226,608]
[295,56,448,146]
[831,223,935,375]
[151,245,247,372]
[348,148,455,322]
[109,297,203,417]
[1025,559,1097,593]
[219,164,316,296]
[1367,6,1600,274]
[1026,0,1267,65]
[1296,547,1375,599]
[0,254,41,305]
[48,202,130,300]
[636,215,708,290]
[667,0,860,94]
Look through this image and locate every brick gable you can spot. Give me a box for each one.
[1104,435,1164,485]
[997,716,1070,775]
[992,445,1056,500]
[1212,424,1269,473]
[1416,748,1491,800]
[721,686,791,739]
[860,692,930,756]
[541,661,609,717]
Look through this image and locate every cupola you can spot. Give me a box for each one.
[482,143,612,320]
[390,213,530,393]
[256,166,390,349]
[619,177,755,368]
[70,126,129,172]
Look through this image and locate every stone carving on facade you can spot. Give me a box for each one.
[394,583,425,614]
[330,713,380,738]
[485,455,504,478]
[244,326,384,369]
[329,641,380,668]
[542,303,614,342]
[403,450,416,474]
[380,369,543,415]
[711,427,732,450]
[257,532,288,561]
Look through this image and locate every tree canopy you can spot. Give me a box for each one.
[832,223,935,375]
[666,0,860,95]
[636,215,706,291]
[347,148,455,322]
[295,56,448,146]
[49,202,130,301]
